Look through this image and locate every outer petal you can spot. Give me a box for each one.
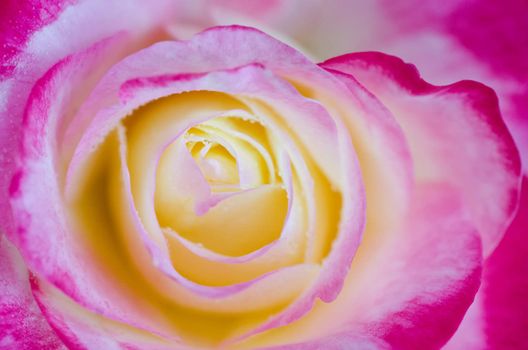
[345,185,482,349]
[31,277,183,350]
[322,52,521,256]
[260,331,390,350]
[376,0,528,173]
[0,0,71,241]
[8,36,187,341]
[445,176,528,350]
[0,0,72,79]
[0,0,178,236]
[235,184,482,349]
[0,235,64,349]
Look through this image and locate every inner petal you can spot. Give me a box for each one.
[157,179,289,257]
[153,111,291,257]
[194,143,239,186]
[186,130,240,188]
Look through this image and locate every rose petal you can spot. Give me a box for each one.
[444,176,528,350]
[9,37,194,341]
[260,331,390,350]
[322,52,522,256]
[120,63,345,261]
[236,184,481,349]
[118,55,365,322]
[112,123,320,313]
[208,0,528,173]
[373,0,528,173]
[0,235,64,349]
[0,0,72,79]
[306,64,414,233]
[0,0,178,237]
[12,25,360,344]
[61,27,365,340]
[31,277,181,350]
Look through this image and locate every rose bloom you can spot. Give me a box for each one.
[1,1,526,349]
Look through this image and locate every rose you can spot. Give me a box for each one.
[0,2,523,350]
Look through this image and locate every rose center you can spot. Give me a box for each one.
[185,133,240,190]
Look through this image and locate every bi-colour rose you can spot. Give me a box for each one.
[0,2,524,350]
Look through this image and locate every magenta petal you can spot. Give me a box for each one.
[378,1,528,173]
[0,0,71,251]
[345,186,481,349]
[322,52,522,256]
[0,235,63,349]
[0,0,72,79]
[338,185,481,348]
[445,176,528,350]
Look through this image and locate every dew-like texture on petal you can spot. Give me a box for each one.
[322,52,521,256]
[0,0,73,78]
[0,0,70,238]
[445,176,528,350]
[0,236,64,350]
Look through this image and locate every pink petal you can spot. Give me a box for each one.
[0,0,71,253]
[31,277,180,350]
[211,0,281,17]
[337,185,482,349]
[0,0,178,247]
[8,37,186,340]
[322,52,522,256]
[0,235,64,349]
[235,184,482,349]
[377,1,528,173]
[115,26,366,332]
[0,0,72,79]
[445,176,528,350]
[261,331,390,350]
[312,65,413,233]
